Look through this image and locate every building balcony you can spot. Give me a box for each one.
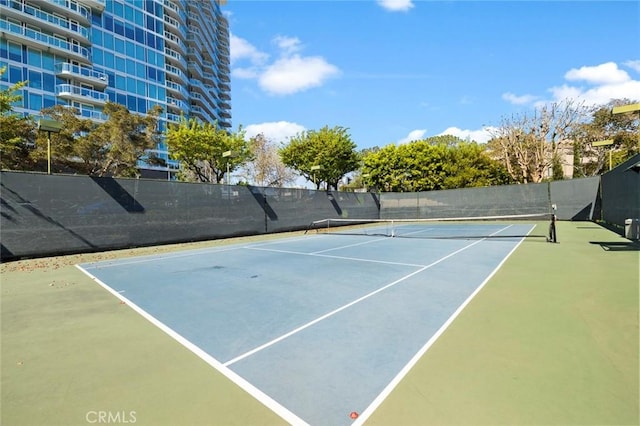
[164,30,187,55]
[165,63,187,85]
[165,79,189,99]
[0,18,91,63]
[55,63,108,89]
[187,61,203,79]
[0,0,90,43]
[49,0,91,25]
[56,84,107,106]
[63,104,107,122]
[165,47,188,71]
[163,0,187,25]
[78,0,105,12]
[166,96,189,111]
[166,112,183,123]
[164,14,186,37]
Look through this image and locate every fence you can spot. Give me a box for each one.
[1,154,637,260]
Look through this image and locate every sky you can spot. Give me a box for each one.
[225,0,640,150]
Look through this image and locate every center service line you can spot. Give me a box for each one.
[223,227,512,368]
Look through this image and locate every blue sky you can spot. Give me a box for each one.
[225,0,640,150]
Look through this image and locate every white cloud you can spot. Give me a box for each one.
[244,121,306,143]
[273,35,302,56]
[231,34,340,96]
[259,55,340,95]
[565,62,630,85]
[502,61,640,110]
[397,129,426,144]
[231,67,259,80]
[377,0,414,12]
[438,127,494,144]
[230,34,268,65]
[548,80,640,106]
[502,92,539,105]
[624,60,640,73]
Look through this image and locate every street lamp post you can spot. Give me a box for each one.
[592,139,614,171]
[311,165,322,190]
[37,117,63,174]
[222,150,238,200]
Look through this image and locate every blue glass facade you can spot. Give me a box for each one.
[0,0,231,178]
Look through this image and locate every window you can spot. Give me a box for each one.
[126,40,135,57]
[137,97,146,113]
[27,48,42,68]
[115,55,125,72]
[116,92,126,106]
[104,32,114,50]
[43,94,56,109]
[43,73,55,92]
[28,69,42,89]
[104,51,114,68]
[92,28,103,45]
[126,59,135,75]
[115,74,126,90]
[29,93,42,112]
[92,48,103,65]
[127,94,136,111]
[8,41,21,62]
[127,77,135,93]
[114,37,124,53]
[125,22,134,40]
[42,52,54,70]
[137,79,145,95]
[114,19,124,36]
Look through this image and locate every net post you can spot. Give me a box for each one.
[391,219,395,237]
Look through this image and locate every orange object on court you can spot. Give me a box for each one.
[350,411,359,419]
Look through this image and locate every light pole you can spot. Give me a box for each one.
[613,102,640,150]
[37,117,63,174]
[592,139,614,171]
[311,165,322,190]
[222,150,237,199]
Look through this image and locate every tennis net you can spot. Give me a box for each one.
[305,213,553,240]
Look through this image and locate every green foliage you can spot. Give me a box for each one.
[166,117,251,183]
[279,125,360,189]
[571,99,639,176]
[0,67,35,170]
[362,137,509,192]
[35,105,95,173]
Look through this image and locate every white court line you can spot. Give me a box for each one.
[352,225,532,426]
[81,245,244,269]
[311,236,389,254]
[75,264,310,426]
[244,246,426,268]
[223,227,511,367]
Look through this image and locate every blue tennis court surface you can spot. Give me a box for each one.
[77,222,535,425]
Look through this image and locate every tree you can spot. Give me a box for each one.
[362,137,509,192]
[35,105,96,174]
[78,102,163,177]
[166,117,251,183]
[0,67,35,171]
[245,133,297,187]
[279,125,360,190]
[486,100,590,183]
[571,99,640,176]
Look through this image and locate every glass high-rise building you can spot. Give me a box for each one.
[0,0,231,179]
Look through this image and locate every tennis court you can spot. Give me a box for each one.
[2,220,638,426]
[76,221,540,425]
